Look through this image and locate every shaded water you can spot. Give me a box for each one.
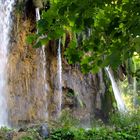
[106,67,126,112]
[0,0,15,127]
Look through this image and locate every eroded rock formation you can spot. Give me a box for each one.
[7,0,113,127]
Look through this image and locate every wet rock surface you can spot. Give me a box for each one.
[38,123,49,138]
[7,1,112,127]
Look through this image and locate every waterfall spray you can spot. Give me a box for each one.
[57,39,62,115]
[0,0,15,127]
[105,67,126,112]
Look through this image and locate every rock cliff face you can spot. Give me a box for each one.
[7,0,112,127]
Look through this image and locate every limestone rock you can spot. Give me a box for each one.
[7,0,112,127]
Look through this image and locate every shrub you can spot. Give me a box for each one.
[46,125,140,140]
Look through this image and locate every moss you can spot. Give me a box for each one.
[15,1,24,14]
[32,0,43,8]
[101,69,115,121]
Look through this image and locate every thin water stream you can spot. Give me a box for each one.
[87,28,126,112]
[105,67,126,112]
[57,39,62,115]
[35,8,48,119]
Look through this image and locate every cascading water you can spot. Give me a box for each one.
[133,60,137,107]
[0,0,15,126]
[35,8,48,118]
[36,8,62,116]
[35,8,40,22]
[105,67,126,112]
[88,28,91,37]
[87,27,126,112]
[57,39,62,115]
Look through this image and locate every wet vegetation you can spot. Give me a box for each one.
[0,110,140,139]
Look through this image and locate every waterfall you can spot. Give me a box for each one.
[35,8,40,21]
[133,60,137,107]
[57,39,62,115]
[35,8,48,118]
[36,8,62,117]
[105,67,126,112]
[88,28,91,37]
[0,0,15,126]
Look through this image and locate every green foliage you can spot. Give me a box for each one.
[0,127,12,140]
[109,110,140,128]
[66,90,75,98]
[0,112,139,140]
[26,34,38,45]
[47,125,140,140]
[20,136,34,140]
[48,128,74,140]
[28,0,140,73]
[47,109,140,140]
[108,110,140,140]
[15,1,25,14]
[19,128,41,140]
[57,109,79,128]
[0,126,12,132]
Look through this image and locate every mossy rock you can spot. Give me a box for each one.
[32,0,43,8]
